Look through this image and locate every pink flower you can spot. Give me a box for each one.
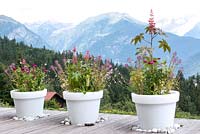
[137,56,142,61]
[124,64,128,68]
[148,9,156,34]
[32,64,37,68]
[97,56,102,61]
[9,63,16,71]
[72,47,76,53]
[50,65,56,72]
[84,50,90,61]
[127,57,132,63]
[20,59,26,65]
[72,55,78,64]
[143,60,148,63]
[43,68,48,73]
[148,61,155,64]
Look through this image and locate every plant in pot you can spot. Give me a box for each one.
[129,10,182,130]
[5,59,47,119]
[51,48,112,125]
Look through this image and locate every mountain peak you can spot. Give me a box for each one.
[0,15,19,25]
[83,12,145,25]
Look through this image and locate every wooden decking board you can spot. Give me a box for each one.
[0,107,200,134]
[2,113,66,134]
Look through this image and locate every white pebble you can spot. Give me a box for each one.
[60,121,65,124]
[96,119,100,123]
[77,124,84,126]
[152,128,157,133]
[136,128,142,132]
[13,116,18,120]
[147,129,152,133]
[25,117,35,121]
[170,128,175,133]
[64,122,70,125]
[131,126,138,130]
[174,124,180,129]
[142,129,147,132]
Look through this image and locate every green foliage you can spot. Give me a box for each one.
[131,33,144,45]
[52,50,112,93]
[129,10,180,95]
[0,62,13,105]
[5,59,47,92]
[158,39,171,53]
[44,99,60,110]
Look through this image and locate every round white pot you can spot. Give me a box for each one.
[63,90,103,125]
[131,91,180,130]
[10,89,47,118]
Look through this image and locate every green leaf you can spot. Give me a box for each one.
[158,39,171,53]
[131,33,144,45]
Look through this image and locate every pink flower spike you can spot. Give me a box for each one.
[43,68,48,73]
[72,55,78,64]
[148,9,156,34]
[124,64,128,68]
[127,57,132,63]
[143,60,148,63]
[50,65,56,71]
[84,50,90,61]
[21,59,26,65]
[97,56,102,61]
[32,64,37,68]
[72,47,76,53]
[148,61,154,64]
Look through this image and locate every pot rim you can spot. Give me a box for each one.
[131,90,180,104]
[63,90,103,100]
[10,89,47,99]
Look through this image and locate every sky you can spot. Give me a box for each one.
[0,0,199,35]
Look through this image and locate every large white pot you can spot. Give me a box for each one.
[63,90,103,125]
[131,91,180,130]
[10,89,47,118]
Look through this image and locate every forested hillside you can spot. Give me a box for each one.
[0,36,200,116]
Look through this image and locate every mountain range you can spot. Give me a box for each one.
[0,13,200,77]
[0,15,50,49]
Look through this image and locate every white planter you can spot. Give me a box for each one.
[10,89,47,118]
[63,90,103,125]
[131,91,180,130]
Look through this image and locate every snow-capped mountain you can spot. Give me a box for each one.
[25,21,74,50]
[157,16,198,36]
[0,15,50,49]
[47,12,144,63]
[184,22,200,39]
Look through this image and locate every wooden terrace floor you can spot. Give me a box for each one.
[0,107,200,134]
